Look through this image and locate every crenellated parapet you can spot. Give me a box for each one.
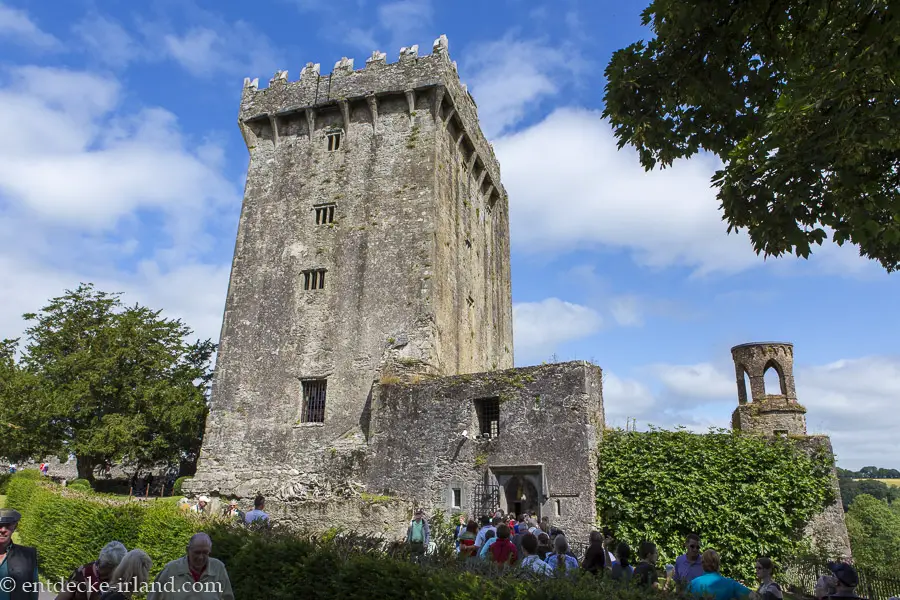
[237,34,506,209]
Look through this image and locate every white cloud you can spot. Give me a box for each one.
[0,66,235,230]
[0,64,239,347]
[601,372,657,423]
[0,3,58,49]
[650,362,736,400]
[464,36,579,138]
[72,14,142,67]
[513,298,602,362]
[609,295,643,327]
[377,0,432,50]
[495,108,765,275]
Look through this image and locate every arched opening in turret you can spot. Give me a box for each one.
[743,369,753,402]
[763,360,786,396]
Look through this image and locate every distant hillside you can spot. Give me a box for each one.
[837,466,900,510]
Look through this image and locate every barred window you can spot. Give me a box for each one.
[315,204,335,225]
[475,397,500,438]
[326,131,342,151]
[303,269,326,290]
[302,379,327,423]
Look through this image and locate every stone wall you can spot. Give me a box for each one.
[795,436,852,559]
[366,361,604,540]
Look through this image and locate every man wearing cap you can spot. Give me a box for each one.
[406,509,430,562]
[0,509,38,600]
[815,562,867,599]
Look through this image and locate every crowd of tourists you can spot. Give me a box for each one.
[405,509,879,600]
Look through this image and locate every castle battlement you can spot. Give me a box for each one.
[237,35,506,207]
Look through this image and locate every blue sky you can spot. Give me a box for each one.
[1,0,898,470]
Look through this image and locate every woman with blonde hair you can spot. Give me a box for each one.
[100,549,152,600]
[687,549,752,600]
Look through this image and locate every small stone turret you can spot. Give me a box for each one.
[731,342,806,436]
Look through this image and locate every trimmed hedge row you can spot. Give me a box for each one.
[5,471,202,580]
[6,473,677,600]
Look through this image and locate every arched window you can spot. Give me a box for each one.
[743,369,753,402]
[763,361,786,396]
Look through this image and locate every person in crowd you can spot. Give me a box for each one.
[610,542,634,582]
[7,464,16,474]
[243,496,268,525]
[406,508,430,562]
[457,521,479,559]
[581,531,607,576]
[453,514,467,550]
[688,549,751,600]
[56,540,127,600]
[478,529,497,559]
[675,533,705,584]
[148,532,234,600]
[474,516,498,552]
[190,496,209,515]
[602,527,617,566]
[546,534,578,576]
[488,524,518,568]
[0,508,38,600]
[633,541,661,589]
[755,557,783,600]
[536,532,553,561]
[99,549,151,600]
[814,562,866,600]
[519,533,551,576]
[222,501,242,522]
[515,514,527,534]
[540,516,550,533]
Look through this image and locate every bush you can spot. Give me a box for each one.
[67,479,91,491]
[173,476,190,496]
[597,428,834,581]
[5,472,202,579]
[0,472,10,494]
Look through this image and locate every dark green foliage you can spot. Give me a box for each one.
[838,466,900,479]
[5,472,201,579]
[596,428,834,581]
[839,478,900,510]
[0,472,10,494]
[604,0,900,271]
[845,494,900,574]
[0,284,215,481]
[67,479,92,491]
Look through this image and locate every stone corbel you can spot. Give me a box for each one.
[366,94,378,130]
[442,106,457,127]
[269,115,280,149]
[432,87,445,123]
[476,169,488,190]
[305,108,316,138]
[339,99,351,139]
[405,90,416,122]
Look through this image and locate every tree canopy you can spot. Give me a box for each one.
[845,494,900,574]
[0,284,215,480]
[603,0,900,270]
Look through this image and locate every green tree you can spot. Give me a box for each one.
[845,494,900,573]
[839,478,899,510]
[1,284,215,481]
[603,1,900,270]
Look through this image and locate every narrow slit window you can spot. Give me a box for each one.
[555,499,561,516]
[475,397,500,438]
[303,269,327,290]
[326,131,342,151]
[302,379,327,423]
[315,204,335,225]
[466,295,475,308]
[452,488,462,508]
[465,238,472,249]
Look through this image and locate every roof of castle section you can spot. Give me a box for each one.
[731,342,794,351]
[237,34,506,204]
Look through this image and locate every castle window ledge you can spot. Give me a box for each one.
[293,422,325,428]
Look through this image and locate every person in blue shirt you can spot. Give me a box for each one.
[688,549,751,600]
[675,533,705,584]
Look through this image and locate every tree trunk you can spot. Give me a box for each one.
[75,456,95,482]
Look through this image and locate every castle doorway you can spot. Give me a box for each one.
[501,475,540,517]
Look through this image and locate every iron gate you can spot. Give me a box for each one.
[473,483,500,518]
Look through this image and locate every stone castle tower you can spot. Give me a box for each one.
[730,342,807,436]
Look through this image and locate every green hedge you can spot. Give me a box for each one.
[6,473,680,600]
[597,428,834,581]
[0,472,10,494]
[67,479,91,491]
[5,472,202,579]
[173,476,189,496]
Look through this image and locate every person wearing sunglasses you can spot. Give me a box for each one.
[674,533,705,583]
